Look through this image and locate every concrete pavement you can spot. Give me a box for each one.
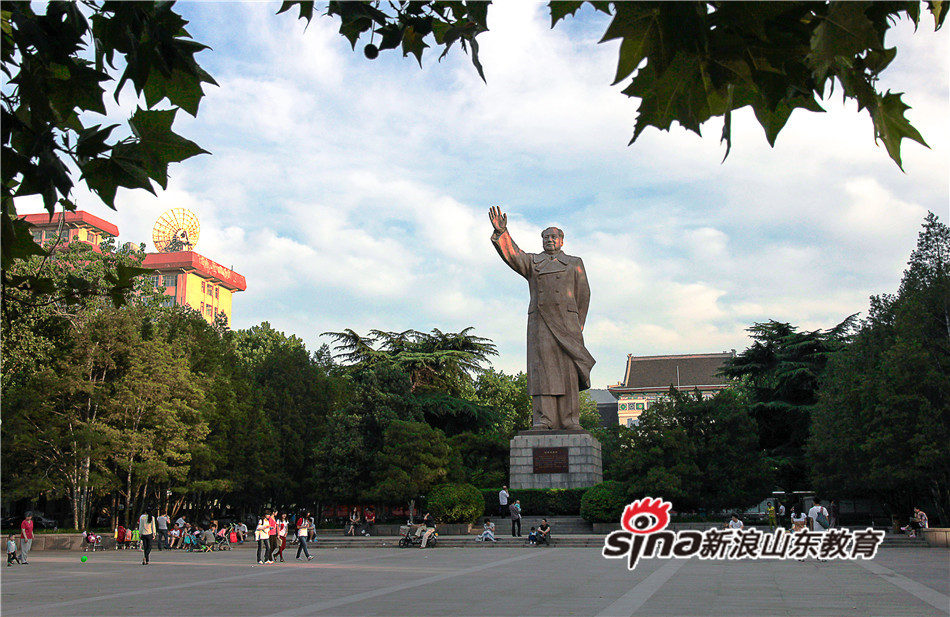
[1,545,947,616]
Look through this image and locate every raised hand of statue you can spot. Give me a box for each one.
[489,206,507,235]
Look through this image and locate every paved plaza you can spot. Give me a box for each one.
[1,545,947,617]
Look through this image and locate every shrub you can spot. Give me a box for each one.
[427,483,485,523]
[580,481,628,523]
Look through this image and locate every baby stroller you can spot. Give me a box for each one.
[114,526,128,550]
[82,531,102,552]
[182,533,210,552]
[213,528,231,551]
[128,528,140,550]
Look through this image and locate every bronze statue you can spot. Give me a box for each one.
[489,206,595,430]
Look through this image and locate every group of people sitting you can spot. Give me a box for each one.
[345,507,376,536]
[475,517,552,545]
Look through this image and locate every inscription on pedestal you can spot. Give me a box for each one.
[533,447,569,474]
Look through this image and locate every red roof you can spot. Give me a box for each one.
[19,211,120,237]
[142,251,247,291]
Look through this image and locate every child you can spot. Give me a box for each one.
[7,534,20,566]
[527,527,537,545]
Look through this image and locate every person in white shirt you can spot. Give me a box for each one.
[808,498,829,532]
[726,514,744,530]
[498,486,510,518]
[807,498,830,562]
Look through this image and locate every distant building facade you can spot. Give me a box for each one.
[142,251,246,325]
[21,211,246,326]
[607,352,735,426]
[21,211,119,252]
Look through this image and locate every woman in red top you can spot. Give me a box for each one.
[267,510,278,563]
[19,513,33,565]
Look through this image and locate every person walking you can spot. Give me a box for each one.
[509,500,522,537]
[498,486,510,518]
[807,498,830,562]
[276,512,289,562]
[18,513,33,565]
[295,512,314,561]
[138,507,157,565]
[256,511,271,564]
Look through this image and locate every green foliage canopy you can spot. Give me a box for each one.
[808,212,950,523]
[2,1,214,312]
[283,1,947,169]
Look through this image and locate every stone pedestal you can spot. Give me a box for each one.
[509,430,603,489]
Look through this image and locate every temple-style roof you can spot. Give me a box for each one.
[609,352,735,393]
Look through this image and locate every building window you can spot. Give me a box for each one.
[32,231,42,242]
[215,287,219,299]
[162,275,176,288]
[162,297,175,307]
[201,281,205,293]
[200,302,205,312]
[207,284,213,296]
[150,275,160,287]
[205,304,212,316]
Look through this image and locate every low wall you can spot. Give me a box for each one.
[20,534,85,551]
[372,523,477,536]
[920,528,949,548]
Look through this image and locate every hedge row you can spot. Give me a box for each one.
[479,488,587,517]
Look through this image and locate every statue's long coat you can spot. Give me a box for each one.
[492,229,595,395]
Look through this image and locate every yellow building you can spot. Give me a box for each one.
[21,210,246,327]
[142,251,246,326]
[607,352,735,426]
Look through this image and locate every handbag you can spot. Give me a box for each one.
[815,508,830,529]
[229,531,238,543]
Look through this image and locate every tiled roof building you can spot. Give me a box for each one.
[607,352,735,426]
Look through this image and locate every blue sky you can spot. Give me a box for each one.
[20,2,950,389]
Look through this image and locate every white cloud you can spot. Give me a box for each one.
[13,3,949,389]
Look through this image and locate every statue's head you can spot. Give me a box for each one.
[541,227,564,254]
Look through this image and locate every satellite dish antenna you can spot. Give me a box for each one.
[152,208,200,253]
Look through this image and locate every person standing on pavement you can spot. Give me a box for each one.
[777,502,786,529]
[509,500,522,537]
[267,510,279,563]
[19,512,33,565]
[829,499,840,528]
[498,486,510,518]
[156,511,170,550]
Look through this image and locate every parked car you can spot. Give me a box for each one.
[1,513,58,530]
